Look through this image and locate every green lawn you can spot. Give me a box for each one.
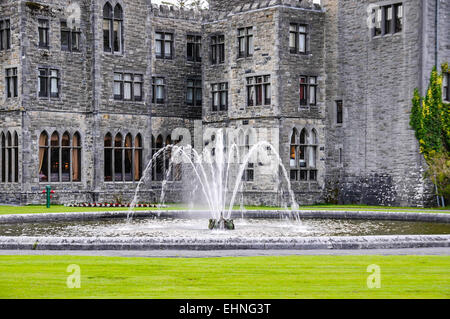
[0,255,448,299]
[0,204,448,215]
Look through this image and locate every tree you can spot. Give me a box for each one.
[410,64,450,206]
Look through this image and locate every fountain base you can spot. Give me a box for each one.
[209,218,235,230]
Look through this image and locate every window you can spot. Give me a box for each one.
[299,76,317,108]
[38,68,59,98]
[290,128,318,181]
[238,27,253,58]
[113,72,143,101]
[238,131,254,182]
[5,68,17,98]
[104,132,142,182]
[187,79,202,107]
[39,131,81,183]
[247,75,271,107]
[211,82,228,112]
[336,100,343,124]
[443,73,449,102]
[372,3,403,37]
[152,134,172,181]
[0,19,11,50]
[211,35,225,64]
[152,77,165,104]
[38,19,49,48]
[103,3,123,53]
[187,35,201,62]
[155,32,173,59]
[289,23,307,53]
[61,21,80,52]
[0,131,19,183]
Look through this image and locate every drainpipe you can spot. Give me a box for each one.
[435,0,439,67]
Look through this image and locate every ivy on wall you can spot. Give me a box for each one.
[410,64,450,204]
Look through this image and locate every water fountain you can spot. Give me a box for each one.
[128,128,299,230]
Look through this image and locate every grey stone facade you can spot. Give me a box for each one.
[0,0,448,207]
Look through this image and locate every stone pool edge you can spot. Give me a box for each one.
[0,235,449,251]
[0,210,449,224]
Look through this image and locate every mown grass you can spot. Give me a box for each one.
[0,204,448,215]
[0,255,448,299]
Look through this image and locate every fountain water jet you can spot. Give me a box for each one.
[128,129,299,229]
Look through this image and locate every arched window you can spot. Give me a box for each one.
[14,132,18,182]
[39,131,82,183]
[103,2,123,53]
[50,132,60,182]
[39,131,49,182]
[0,131,18,183]
[1,133,5,182]
[104,132,143,182]
[134,134,142,181]
[152,135,164,181]
[104,133,113,181]
[6,132,12,182]
[290,128,318,181]
[114,133,123,181]
[73,132,81,182]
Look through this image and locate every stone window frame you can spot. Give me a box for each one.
[289,22,309,55]
[371,2,403,38]
[186,33,202,63]
[151,134,173,182]
[0,130,19,184]
[299,75,318,109]
[237,26,254,59]
[289,127,318,182]
[210,33,225,65]
[102,1,124,55]
[0,18,11,51]
[60,20,81,52]
[104,131,143,183]
[211,82,228,112]
[443,73,449,102]
[5,67,18,99]
[113,71,144,102]
[37,67,61,99]
[237,128,256,183]
[38,130,82,184]
[38,18,50,48]
[155,30,174,60]
[152,76,166,105]
[186,78,202,107]
[246,74,271,108]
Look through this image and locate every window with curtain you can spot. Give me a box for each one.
[299,75,317,108]
[38,19,49,48]
[38,68,60,98]
[372,3,403,37]
[5,68,18,98]
[211,34,224,64]
[187,79,202,107]
[290,128,318,181]
[152,77,165,104]
[187,35,202,62]
[238,27,253,58]
[104,132,143,182]
[155,32,173,59]
[39,131,81,183]
[0,131,19,183]
[247,75,270,107]
[113,72,143,101]
[61,21,81,52]
[211,82,228,112]
[289,23,308,54]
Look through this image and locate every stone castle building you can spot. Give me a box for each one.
[0,0,448,206]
